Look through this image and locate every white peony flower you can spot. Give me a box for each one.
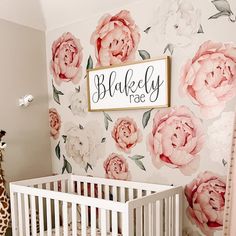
[69,85,88,117]
[207,112,235,164]
[150,0,202,48]
[64,121,104,168]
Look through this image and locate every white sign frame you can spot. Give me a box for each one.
[87,56,171,111]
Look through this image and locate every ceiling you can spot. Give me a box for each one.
[0,0,140,31]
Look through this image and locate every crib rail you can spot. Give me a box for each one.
[10,174,182,236]
[10,184,127,236]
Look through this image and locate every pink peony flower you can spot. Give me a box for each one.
[185,171,226,236]
[49,108,61,139]
[112,117,142,153]
[90,10,140,66]
[180,40,236,119]
[50,32,83,86]
[104,153,130,180]
[147,106,205,175]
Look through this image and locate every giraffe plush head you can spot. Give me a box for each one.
[0,130,6,150]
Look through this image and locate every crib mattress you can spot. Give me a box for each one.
[40,222,121,235]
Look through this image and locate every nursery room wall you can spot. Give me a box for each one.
[46,0,236,235]
[0,19,52,188]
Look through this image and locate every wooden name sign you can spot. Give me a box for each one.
[87,57,171,111]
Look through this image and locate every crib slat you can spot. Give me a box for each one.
[91,183,95,198]
[81,204,87,236]
[10,192,17,236]
[152,202,157,236]
[72,203,77,236]
[97,184,102,229]
[38,184,43,189]
[101,209,107,236]
[176,193,182,236]
[128,188,133,200]
[63,201,68,236]
[38,196,44,236]
[24,194,30,236]
[156,200,163,236]
[30,195,37,236]
[98,183,102,199]
[46,183,50,190]
[112,186,117,201]
[137,189,143,235]
[105,185,110,231]
[17,193,23,236]
[137,189,142,198]
[172,195,176,235]
[54,200,60,236]
[91,206,96,236]
[144,204,149,236]
[146,191,152,235]
[122,210,129,236]
[46,197,52,236]
[61,180,65,192]
[136,207,142,236]
[169,196,173,236]
[128,209,134,236]
[77,181,81,195]
[112,211,118,236]
[165,198,169,236]
[83,183,89,225]
[120,187,125,203]
[54,181,58,192]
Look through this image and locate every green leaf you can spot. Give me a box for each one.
[75,86,80,93]
[212,0,232,13]
[62,135,67,143]
[55,142,61,160]
[222,159,227,166]
[101,137,106,143]
[103,112,113,122]
[129,155,144,161]
[104,116,109,130]
[66,160,72,173]
[197,24,204,34]
[164,44,174,55]
[62,165,66,174]
[85,163,93,173]
[138,50,151,60]
[53,91,60,105]
[52,82,64,105]
[135,160,146,171]
[57,90,64,95]
[208,11,230,19]
[86,55,93,70]
[62,156,66,174]
[62,155,72,174]
[142,109,153,128]
[144,26,151,34]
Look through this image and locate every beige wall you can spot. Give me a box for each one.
[0,19,52,190]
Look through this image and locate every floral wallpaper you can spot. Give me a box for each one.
[46,0,236,235]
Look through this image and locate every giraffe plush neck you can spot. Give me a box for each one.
[0,175,10,235]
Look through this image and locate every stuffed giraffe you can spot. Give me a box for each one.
[0,175,10,235]
[0,130,10,235]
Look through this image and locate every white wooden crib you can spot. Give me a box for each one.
[10,174,183,236]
